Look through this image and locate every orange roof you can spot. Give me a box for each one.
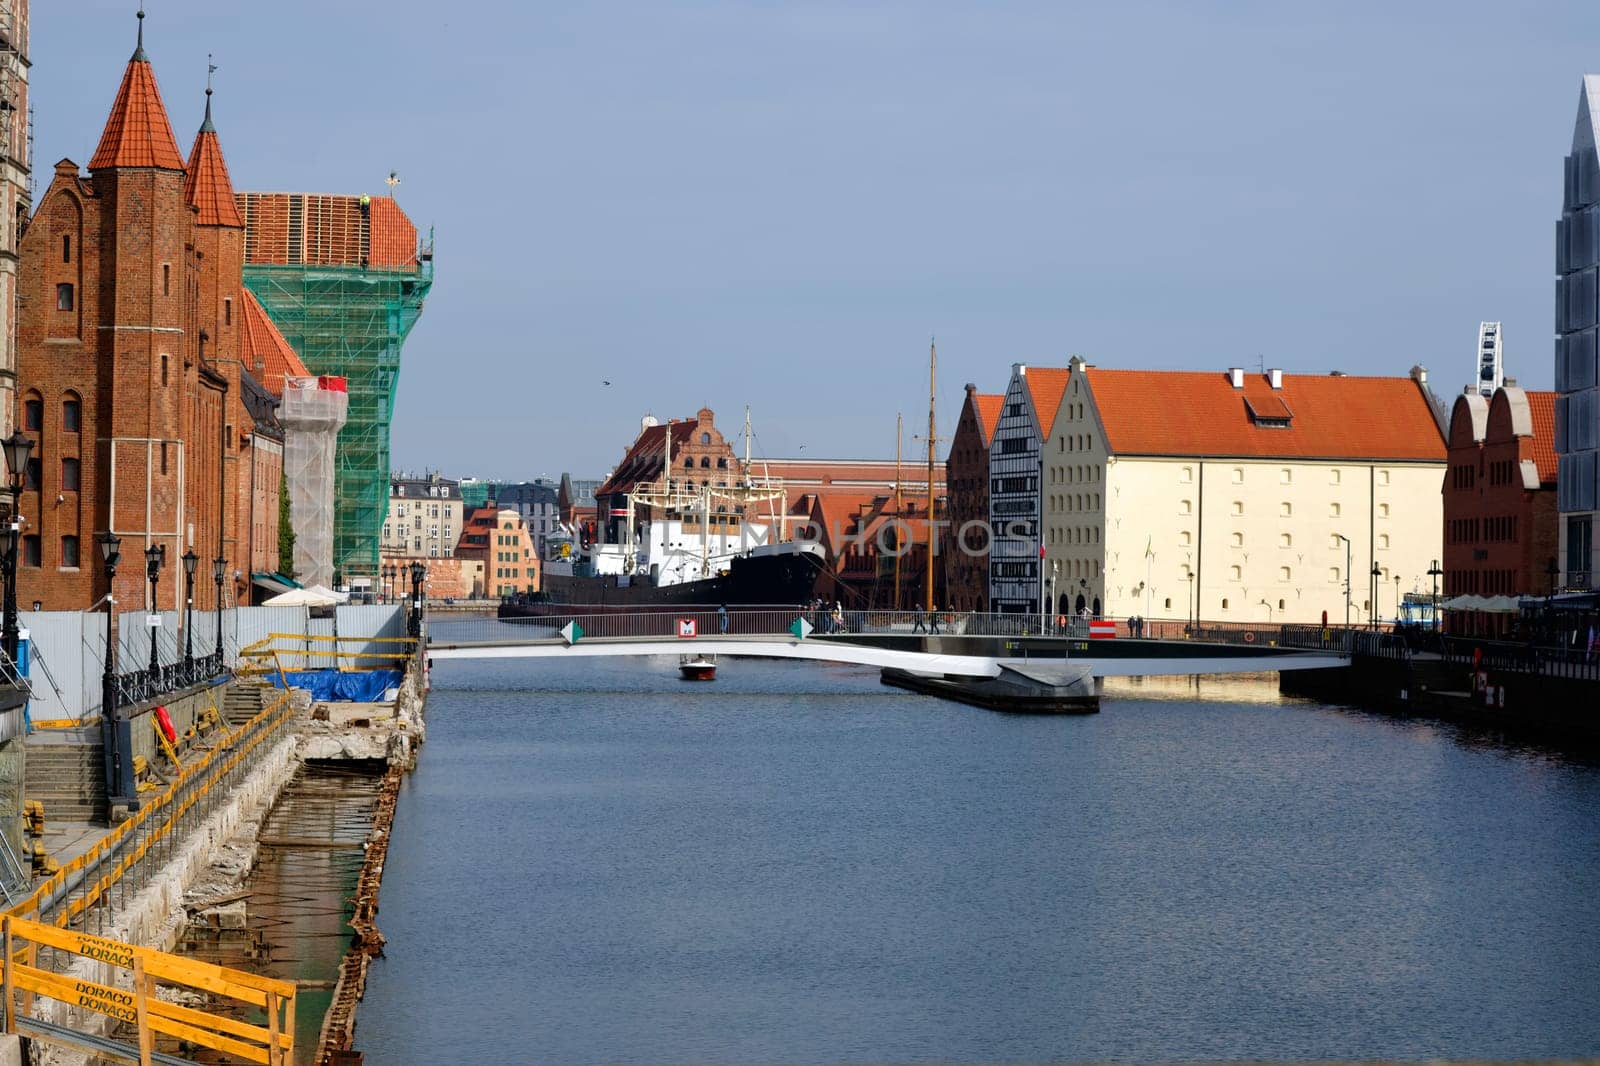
[1025,368,1071,436]
[1526,391,1557,482]
[1087,369,1446,461]
[974,393,1004,445]
[238,193,420,268]
[184,109,243,228]
[89,55,185,171]
[595,419,700,497]
[238,289,309,396]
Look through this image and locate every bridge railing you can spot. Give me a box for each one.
[428,608,1108,643]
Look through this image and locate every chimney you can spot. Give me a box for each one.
[1409,364,1427,386]
[1015,363,1027,376]
[1228,367,1244,388]
[1070,355,1090,373]
[1504,376,1518,388]
[1268,368,1283,389]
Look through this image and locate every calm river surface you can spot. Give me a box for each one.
[358,656,1600,1064]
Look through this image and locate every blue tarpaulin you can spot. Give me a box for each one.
[270,669,401,703]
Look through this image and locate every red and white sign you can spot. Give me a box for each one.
[1088,620,1117,639]
[677,618,698,639]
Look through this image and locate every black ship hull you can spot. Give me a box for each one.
[500,549,822,615]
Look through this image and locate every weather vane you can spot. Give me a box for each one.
[386,171,401,196]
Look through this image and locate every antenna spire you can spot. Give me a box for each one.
[201,54,217,131]
[133,3,148,61]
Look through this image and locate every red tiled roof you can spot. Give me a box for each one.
[973,393,1004,445]
[368,197,420,268]
[1526,391,1557,482]
[89,57,185,171]
[238,289,309,397]
[184,126,243,227]
[596,420,699,497]
[1025,368,1071,437]
[1087,369,1446,461]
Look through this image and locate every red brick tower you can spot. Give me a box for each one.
[15,12,214,614]
[185,76,245,607]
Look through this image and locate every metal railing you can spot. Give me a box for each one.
[113,650,227,709]
[1438,635,1600,683]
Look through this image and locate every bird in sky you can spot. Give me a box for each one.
[602,380,611,386]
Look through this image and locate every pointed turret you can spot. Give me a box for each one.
[88,8,185,171]
[185,80,244,228]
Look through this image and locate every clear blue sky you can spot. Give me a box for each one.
[36,1,1600,479]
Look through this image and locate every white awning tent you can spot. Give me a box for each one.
[1441,594,1522,614]
[261,584,350,608]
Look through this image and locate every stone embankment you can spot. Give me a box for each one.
[19,659,427,1066]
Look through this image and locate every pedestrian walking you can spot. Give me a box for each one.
[930,604,941,635]
[913,603,927,633]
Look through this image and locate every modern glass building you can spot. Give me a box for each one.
[1557,75,1600,588]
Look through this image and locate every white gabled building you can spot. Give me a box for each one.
[1042,361,1449,627]
[987,364,1070,613]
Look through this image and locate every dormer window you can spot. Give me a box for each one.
[1244,395,1292,428]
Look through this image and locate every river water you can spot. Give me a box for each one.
[358,657,1600,1064]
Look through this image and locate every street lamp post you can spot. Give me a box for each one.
[181,549,198,671]
[1187,572,1195,634]
[99,532,131,809]
[1427,559,1443,633]
[1370,562,1381,630]
[145,544,164,679]
[213,556,227,669]
[409,561,426,637]
[1049,560,1058,633]
[1335,534,1352,627]
[1394,574,1401,627]
[2,431,35,666]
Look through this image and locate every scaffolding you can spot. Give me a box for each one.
[280,375,348,588]
[244,254,432,581]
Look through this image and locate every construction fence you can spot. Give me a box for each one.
[19,606,407,724]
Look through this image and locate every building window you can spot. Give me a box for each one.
[1180,466,1193,483]
[700,432,711,445]
[1280,468,1292,484]
[23,398,42,431]
[1279,566,1291,581]
[56,284,74,311]
[24,458,40,491]
[1231,532,1244,547]
[1231,500,1243,516]
[224,297,233,326]
[1330,568,1341,584]
[161,354,169,386]
[63,397,81,432]
[1279,533,1292,547]
[1281,502,1291,517]
[162,263,170,296]
[1330,469,1342,485]
[61,535,80,569]
[61,458,80,492]
[1330,502,1341,517]
[1221,598,1230,610]
[1231,467,1244,483]
[1229,565,1242,581]
[62,235,71,263]
[1378,503,1390,518]
[1379,469,1390,486]
[22,536,39,568]
[1379,533,1390,549]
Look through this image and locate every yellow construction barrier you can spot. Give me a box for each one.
[3,912,295,1065]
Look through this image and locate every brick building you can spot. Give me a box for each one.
[944,384,1002,612]
[14,20,283,612]
[1443,385,1559,636]
[455,506,539,598]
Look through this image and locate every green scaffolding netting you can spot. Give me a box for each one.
[243,262,432,581]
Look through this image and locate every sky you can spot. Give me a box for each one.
[33,1,1600,479]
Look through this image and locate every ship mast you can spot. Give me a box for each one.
[925,340,936,609]
[893,413,903,611]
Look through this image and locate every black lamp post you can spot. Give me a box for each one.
[1370,561,1382,630]
[213,556,227,668]
[99,532,124,805]
[181,549,198,670]
[1427,559,1443,633]
[2,430,34,666]
[1394,574,1401,627]
[1187,571,1195,633]
[1547,558,1560,599]
[410,561,426,637]
[146,543,165,678]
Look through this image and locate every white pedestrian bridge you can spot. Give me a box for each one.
[424,610,1351,678]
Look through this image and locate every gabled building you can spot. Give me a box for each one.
[1443,386,1559,635]
[1043,361,1447,627]
[454,506,539,599]
[14,18,288,611]
[1556,75,1600,590]
[987,364,1070,613]
[945,384,1002,611]
[594,408,741,544]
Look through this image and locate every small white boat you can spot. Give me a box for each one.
[678,654,717,681]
